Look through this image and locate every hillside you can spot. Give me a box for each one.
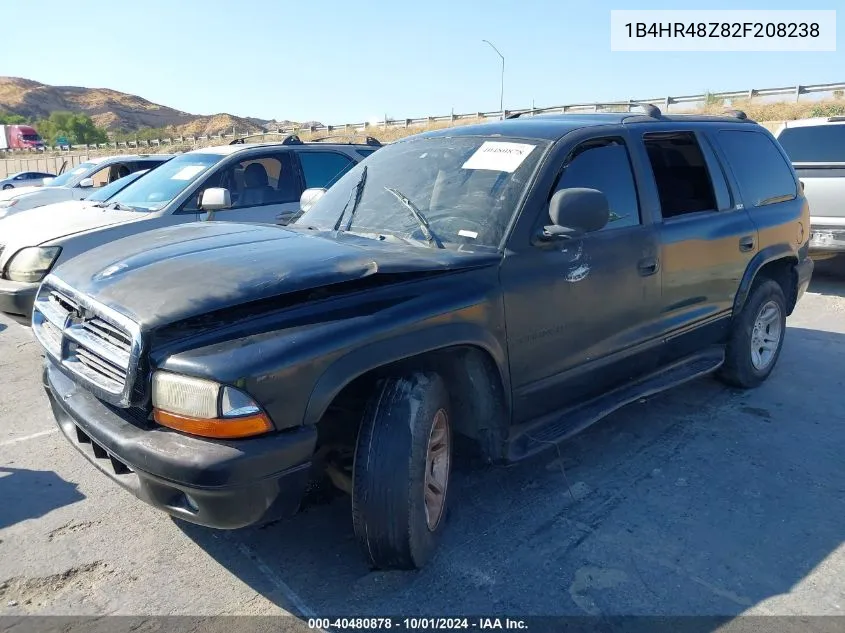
[0,76,318,137]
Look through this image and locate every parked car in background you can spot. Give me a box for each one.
[774,116,845,253]
[0,171,57,190]
[31,110,811,570]
[0,124,45,151]
[0,154,174,219]
[0,136,378,321]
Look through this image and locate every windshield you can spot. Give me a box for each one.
[85,170,149,202]
[104,153,224,211]
[295,135,549,250]
[47,162,98,188]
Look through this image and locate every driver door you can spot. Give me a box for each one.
[500,135,662,425]
[194,151,302,223]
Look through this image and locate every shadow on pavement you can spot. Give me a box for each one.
[177,326,845,620]
[0,466,85,530]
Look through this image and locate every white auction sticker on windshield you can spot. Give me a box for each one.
[461,141,536,173]
[171,165,206,180]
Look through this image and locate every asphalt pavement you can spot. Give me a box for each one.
[1,259,844,628]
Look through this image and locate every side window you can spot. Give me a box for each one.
[643,132,718,219]
[553,138,640,230]
[182,152,300,212]
[89,165,113,188]
[717,130,797,207]
[777,124,845,163]
[298,151,355,189]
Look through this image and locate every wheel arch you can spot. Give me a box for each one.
[734,245,799,318]
[304,324,512,461]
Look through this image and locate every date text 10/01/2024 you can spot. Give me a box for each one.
[307,618,529,630]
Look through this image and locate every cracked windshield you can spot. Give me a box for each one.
[295,136,549,250]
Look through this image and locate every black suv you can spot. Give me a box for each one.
[34,108,813,570]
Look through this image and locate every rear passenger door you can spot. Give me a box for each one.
[641,130,759,363]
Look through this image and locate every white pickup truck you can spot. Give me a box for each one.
[774,116,845,253]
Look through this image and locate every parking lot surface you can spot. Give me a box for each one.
[1,261,844,624]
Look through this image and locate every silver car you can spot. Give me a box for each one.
[774,116,845,252]
[0,170,57,190]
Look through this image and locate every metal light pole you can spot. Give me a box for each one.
[482,39,504,114]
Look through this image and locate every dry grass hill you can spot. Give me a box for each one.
[0,76,317,137]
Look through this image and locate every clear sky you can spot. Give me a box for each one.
[2,0,842,125]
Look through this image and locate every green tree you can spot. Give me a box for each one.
[0,112,27,124]
[33,111,109,145]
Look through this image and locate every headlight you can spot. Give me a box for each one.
[5,246,62,283]
[151,371,272,439]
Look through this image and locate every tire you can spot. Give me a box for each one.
[718,279,787,389]
[352,372,452,570]
[2,185,12,190]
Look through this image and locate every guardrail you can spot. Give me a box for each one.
[2,80,844,155]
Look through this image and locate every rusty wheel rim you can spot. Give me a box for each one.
[424,408,450,531]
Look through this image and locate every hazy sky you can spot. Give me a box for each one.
[2,0,842,124]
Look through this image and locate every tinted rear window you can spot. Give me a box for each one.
[777,124,845,163]
[716,130,796,207]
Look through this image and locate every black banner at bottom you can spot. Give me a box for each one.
[1,616,844,633]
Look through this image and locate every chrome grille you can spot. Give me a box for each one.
[32,276,141,407]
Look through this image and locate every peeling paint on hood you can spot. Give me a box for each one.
[49,222,500,330]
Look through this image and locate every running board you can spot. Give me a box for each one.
[505,347,725,462]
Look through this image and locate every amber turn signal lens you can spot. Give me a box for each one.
[153,408,273,439]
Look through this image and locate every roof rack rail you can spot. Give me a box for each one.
[229,133,303,145]
[309,134,382,147]
[723,109,748,120]
[506,101,662,120]
[828,116,845,122]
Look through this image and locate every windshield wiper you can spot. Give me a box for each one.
[383,187,444,249]
[333,165,367,232]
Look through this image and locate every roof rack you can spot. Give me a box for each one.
[723,109,748,120]
[828,116,845,122]
[228,133,303,145]
[309,134,383,147]
[507,101,663,120]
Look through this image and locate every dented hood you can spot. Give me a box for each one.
[49,221,499,329]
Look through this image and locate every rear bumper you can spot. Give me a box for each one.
[808,225,845,252]
[0,278,37,320]
[44,361,317,529]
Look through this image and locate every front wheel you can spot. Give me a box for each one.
[718,279,787,389]
[2,184,12,190]
[352,372,452,570]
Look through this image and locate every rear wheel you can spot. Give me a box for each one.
[352,372,452,570]
[718,279,787,389]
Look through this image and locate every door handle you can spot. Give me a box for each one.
[637,256,659,276]
[739,236,755,252]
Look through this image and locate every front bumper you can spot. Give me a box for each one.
[44,361,317,529]
[808,225,845,252]
[0,278,38,320]
[794,253,814,307]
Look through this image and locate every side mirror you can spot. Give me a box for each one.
[542,188,610,239]
[300,187,327,213]
[199,187,232,211]
[78,177,94,188]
